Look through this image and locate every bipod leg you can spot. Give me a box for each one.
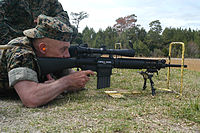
[138,71,148,90]
[143,78,147,90]
[148,75,155,96]
[139,71,156,95]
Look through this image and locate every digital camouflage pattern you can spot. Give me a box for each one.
[23,14,73,42]
[0,13,74,92]
[0,37,39,92]
[0,0,77,45]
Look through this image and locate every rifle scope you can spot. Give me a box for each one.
[69,45,135,57]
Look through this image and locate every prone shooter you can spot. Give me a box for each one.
[38,44,187,96]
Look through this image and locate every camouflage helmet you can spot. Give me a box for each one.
[23,14,73,42]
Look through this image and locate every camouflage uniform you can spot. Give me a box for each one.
[0,14,73,93]
[0,0,77,45]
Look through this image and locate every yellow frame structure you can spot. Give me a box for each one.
[114,43,122,50]
[167,42,185,96]
[114,43,122,58]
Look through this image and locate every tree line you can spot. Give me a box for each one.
[73,20,200,58]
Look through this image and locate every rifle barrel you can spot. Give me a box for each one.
[114,58,187,69]
[166,64,187,68]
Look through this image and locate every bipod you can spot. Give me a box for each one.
[139,71,156,96]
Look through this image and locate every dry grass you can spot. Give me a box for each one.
[0,59,200,132]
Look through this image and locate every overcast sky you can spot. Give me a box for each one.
[59,0,200,32]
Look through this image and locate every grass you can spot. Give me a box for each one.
[0,68,200,132]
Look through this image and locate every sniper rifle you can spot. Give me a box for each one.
[37,44,187,95]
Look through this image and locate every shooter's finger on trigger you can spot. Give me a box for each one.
[85,70,95,76]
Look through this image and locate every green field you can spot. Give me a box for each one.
[0,68,199,132]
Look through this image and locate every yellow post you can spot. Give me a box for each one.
[167,42,185,96]
[114,43,122,58]
[114,43,122,50]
